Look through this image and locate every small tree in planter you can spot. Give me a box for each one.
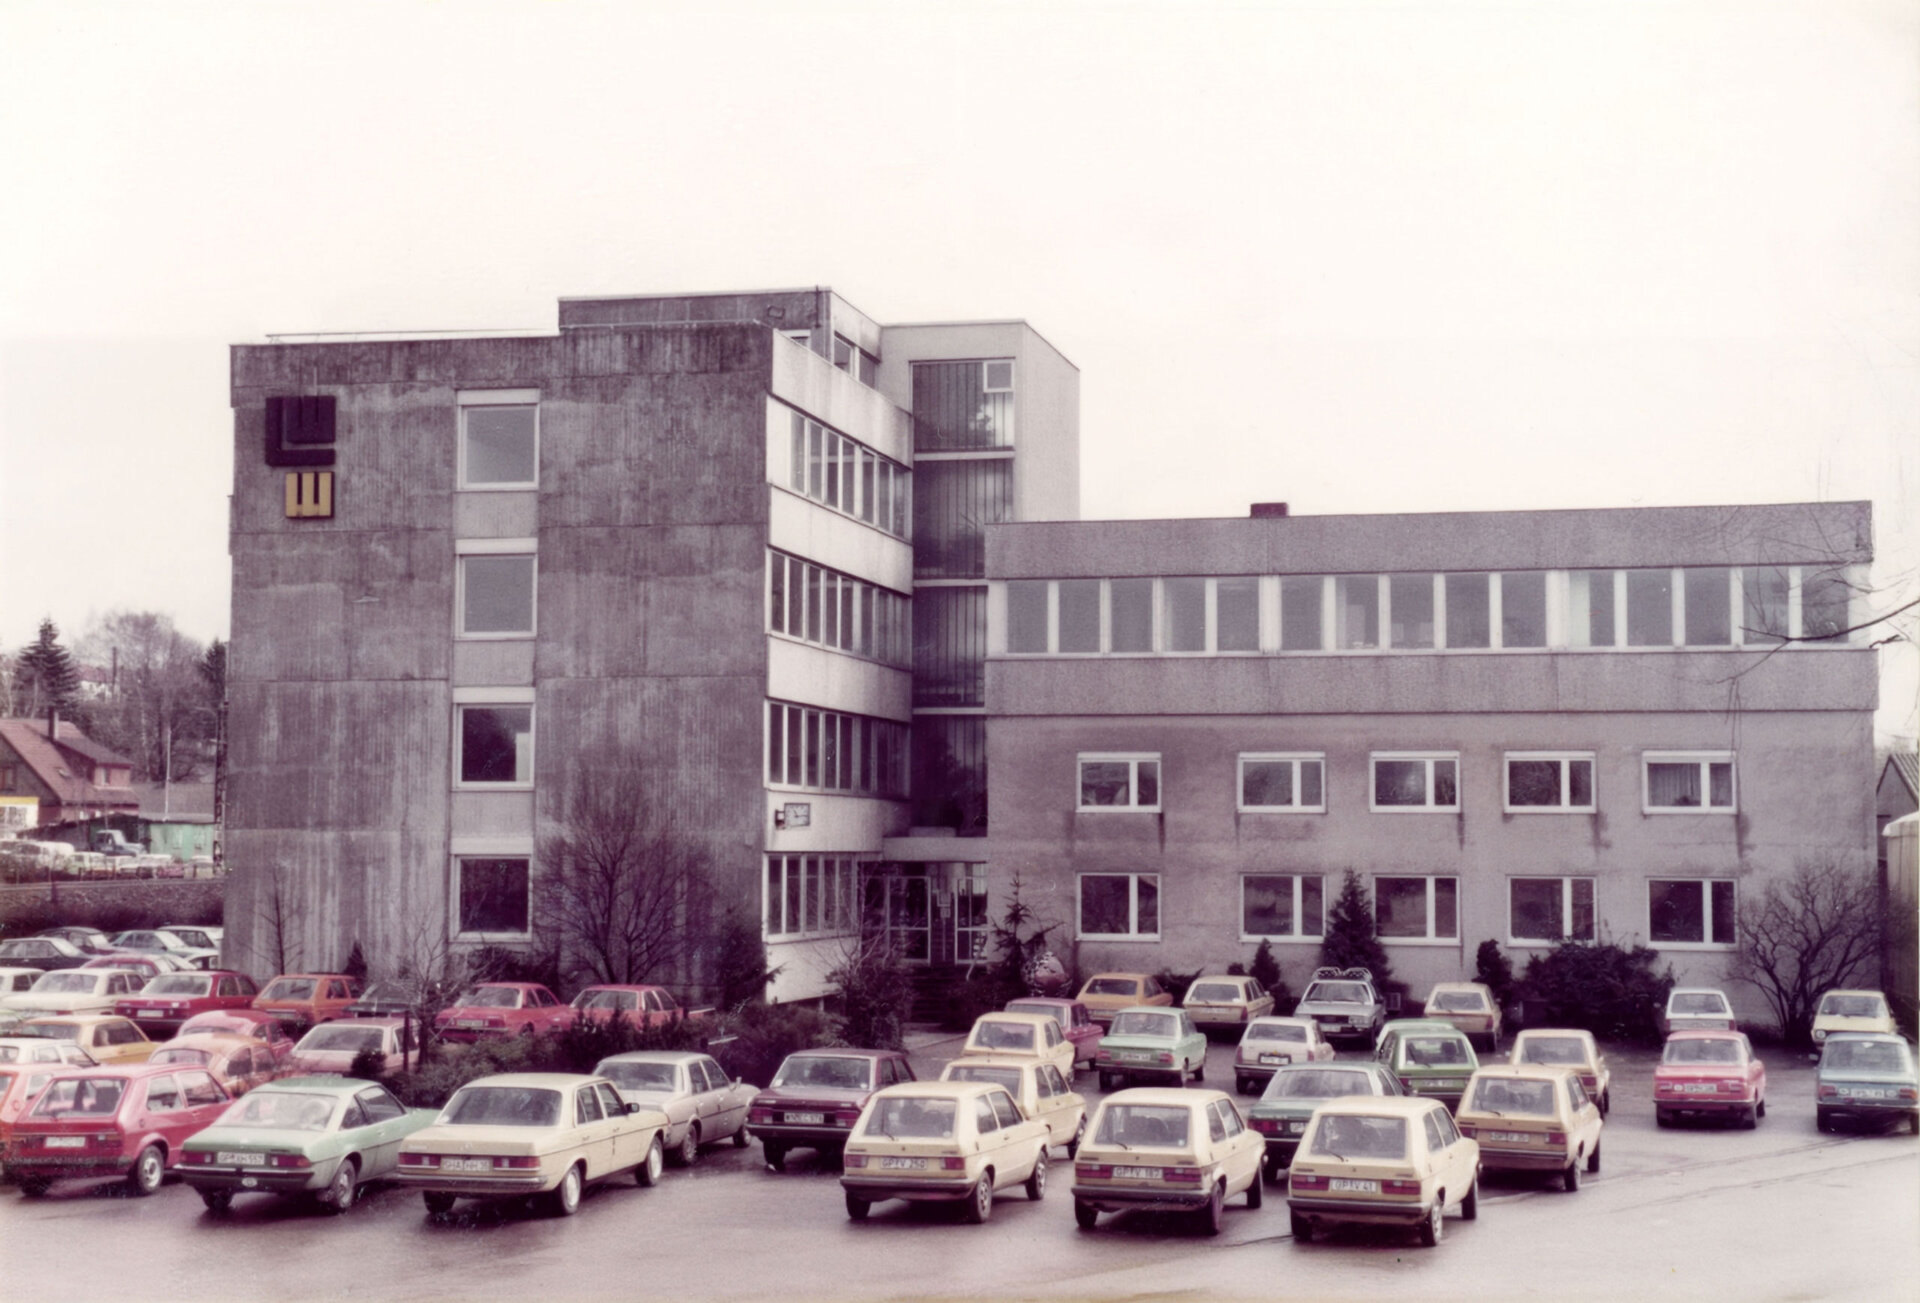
[1321,870,1393,987]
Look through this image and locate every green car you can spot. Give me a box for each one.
[1816,1033,1920,1134]
[1378,1024,1479,1111]
[1093,1007,1209,1090]
[1246,1061,1405,1180]
[178,1076,439,1213]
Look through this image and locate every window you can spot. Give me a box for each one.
[1217,578,1259,652]
[1280,576,1324,651]
[1568,570,1616,647]
[1078,873,1159,939]
[1165,578,1206,652]
[1078,754,1160,811]
[766,701,908,797]
[1446,574,1491,648]
[1390,575,1435,649]
[764,855,862,938]
[1626,569,1673,646]
[1800,565,1853,640]
[1335,576,1378,649]
[1007,580,1049,654]
[1371,753,1459,811]
[1238,754,1325,812]
[1375,876,1459,941]
[1509,877,1595,943]
[457,542,536,637]
[1683,568,1732,645]
[1059,580,1101,653]
[457,705,533,787]
[1741,566,1789,644]
[911,359,1014,449]
[1109,579,1153,652]
[1241,874,1325,939]
[458,392,539,489]
[1643,752,1735,812]
[779,406,908,538]
[456,857,530,935]
[1648,879,1736,946]
[768,552,909,666]
[1503,753,1594,812]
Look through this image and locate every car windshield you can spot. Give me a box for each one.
[169,931,212,947]
[598,1061,677,1091]
[1188,983,1243,1002]
[1820,995,1887,1019]
[1111,1011,1178,1038]
[944,1064,1022,1092]
[24,1023,80,1041]
[358,983,407,1002]
[30,1077,128,1117]
[1469,1077,1556,1115]
[300,1025,384,1054]
[178,1019,242,1037]
[1095,1103,1191,1148]
[576,990,640,1011]
[150,1048,212,1066]
[455,986,523,1009]
[1400,1037,1470,1067]
[143,976,211,996]
[0,1047,22,1063]
[1519,1037,1587,1066]
[1671,993,1729,1015]
[1266,1069,1371,1100]
[1308,1114,1407,1160]
[1664,1038,1741,1065]
[441,1086,562,1127]
[1304,983,1367,1004]
[1431,991,1487,1012]
[263,979,318,1000]
[1824,1040,1911,1073]
[220,1090,337,1131]
[34,973,98,994]
[1246,1023,1307,1043]
[1005,1002,1063,1027]
[1085,978,1140,997]
[772,1056,873,1090]
[863,1096,957,1139]
[972,1021,1035,1051]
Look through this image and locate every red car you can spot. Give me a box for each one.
[7,1062,232,1196]
[747,1048,916,1170]
[1003,997,1103,1068]
[115,970,261,1037]
[1654,1030,1769,1129]
[570,984,714,1028]
[432,983,573,1042]
[174,1009,299,1067]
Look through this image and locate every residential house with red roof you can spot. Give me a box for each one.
[0,716,139,829]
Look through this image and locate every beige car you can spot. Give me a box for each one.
[1423,983,1503,1052]
[1509,1028,1612,1115]
[1811,990,1897,1049]
[21,1015,156,1065]
[1071,1087,1266,1235]
[940,1056,1088,1156]
[1287,1095,1482,1247]
[1455,1064,1603,1191]
[1,969,145,1016]
[396,1073,672,1218]
[148,1033,284,1097]
[840,1080,1052,1223]
[1184,975,1278,1035]
[1077,973,1172,1028]
[959,1012,1077,1084]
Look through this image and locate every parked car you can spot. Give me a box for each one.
[253,973,364,1032]
[175,1009,298,1067]
[1509,1028,1612,1115]
[1455,1064,1603,1191]
[0,1037,98,1069]
[0,967,46,996]
[749,1049,916,1170]
[432,982,572,1042]
[2,968,145,1016]
[1003,997,1102,1068]
[0,1062,66,1157]
[1070,1087,1265,1235]
[940,1056,1087,1156]
[1379,1024,1479,1112]
[1654,1030,1768,1128]
[148,1034,284,1098]
[1422,983,1503,1052]
[1663,988,1737,1035]
[1287,1096,1481,1246]
[959,1012,1077,1083]
[397,1073,670,1218]
[1094,1007,1209,1090]
[570,984,714,1028]
[106,930,217,967]
[594,1051,755,1165]
[7,1062,233,1196]
[115,970,261,1037]
[91,829,144,858]
[839,1080,1051,1223]
[1076,973,1171,1028]
[342,981,414,1018]
[157,925,224,954]
[0,937,93,971]
[36,927,111,953]
[1293,967,1387,1046]
[1373,1017,1459,1056]
[19,1015,156,1065]
[1810,990,1897,1051]
[1815,1033,1919,1134]
[80,954,185,980]
[1233,1016,1337,1094]
[288,1018,415,1078]
[1246,1062,1406,1179]
[1183,974,1277,1035]
[179,1076,439,1213]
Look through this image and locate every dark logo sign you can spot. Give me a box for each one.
[264,395,337,467]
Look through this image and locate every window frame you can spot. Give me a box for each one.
[1239,873,1327,942]
[454,539,538,640]
[452,692,536,791]
[1076,872,1161,941]
[1236,753,1327,814]
[450,849,533,941]
[763,854,864,941]
[1641,751,1737,814]
[1506,876,1597,946]
[1646,878,1738,950]
[1373,875,1461,944]
[1076,752,1162,813]
[456,389,541,491]
[1369,752,1461,813]
[1502,752,1596,814]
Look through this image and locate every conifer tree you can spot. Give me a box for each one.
[1320,869,1393,983]
[13,618,80,720]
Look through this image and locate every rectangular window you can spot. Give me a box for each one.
[1568,569,1616,648]
[456,857,530,935]
[1509,878,1596,943]
[1626,569,1673,646]
[765,856,861,939]
[1800,565,1853,641]
[1335,576,1378,649]
[767,701,908,796]
[1446,574,1491,648]
[1741,565,1790,644]
[1216,578,1260,652]
[1682,567,1732,645]
[1109,579,1154,653]
[1643,752,1735,812]
[1500,572,1547,648]
[1241,874,1326,939]
[1007,580,1049,653]
[1503,753,1595,812]
[1371,753,1459,811]
[458,394,539,489]
[457,549,536,637]
[1280,576,1323,651]
[1375,876,1459,940]
[1059,580,1101,653]
[911,359,1014,450]
[1165,578,1207,652]
[1078,873,1159,939]
[768,555,787,635]
[778,405,907,538]
[1648,879,1736,946]
[1238,754,1326,812]
[457,705,533,786]
[1390,575,1435,649]
[1078,753,1161,811]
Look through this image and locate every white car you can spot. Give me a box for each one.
[0,968,146,1016]
[1663,988,1736,1034]
[1810,990,1896,1047]
[1234,1016,1337,1094]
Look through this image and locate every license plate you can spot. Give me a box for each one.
[442,1157,491,1173]
[456,1019,487,1029]
[137,1010,164,1018]
[216,1151,257,1166]
[1259,1053,1284,1065]
[1679,1083,1717,1093]
[1120,1052,1152,1063]
[1329,1178,1379,1193]
[1112,1165,1160,1179]
[1424,1079,1464,1090]
[1851,1088,1892,1099]
[785,1112,825,1125]
[1484,1131,1530,1144]
[45,1136,84,1149]
[879,1156,925,1170]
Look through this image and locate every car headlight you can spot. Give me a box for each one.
[1812,1029,1826,1041]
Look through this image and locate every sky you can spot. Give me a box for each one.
[1,0,1914,742]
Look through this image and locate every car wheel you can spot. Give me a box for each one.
[1191,1058,1205,1084]
[1563,1158,1580,1192]
[18,1177,52,1198]
[1587,1140,1601,1174]
[1263,1154,1282,1184]
[322,1158,358,1214]
[1199,1182,1225,1236]
[1816,1106,1832,1133]
[1418,1199,1443,1247]
[1756,1097,1766,1120]
[127,1144,165,1197]
[1599,1091,1610,1117]
[200,1188,234,1214]
[675,1124,700,1168]
[1075,1199,1098,1230]
[962,1171,993,1224]
[1655,1107,1671,1129]
[637,1135,665,1187]
[1460,1174,1478,1219]
[1742,1105,1758,1131]
[1099,1071,1117,1092]
[1290,1210,1312,1242]
[1908,1113,1919,1136]
[763,1142,788,1171]
[1066,1116,1086,1159]
[423,1191,457,1218]
[1025,1150,1048,1201]
[732,1124,751,1148]
[1245,1171,1264,1209]
[549,1163,583,1217]
[844,1190,870,1221]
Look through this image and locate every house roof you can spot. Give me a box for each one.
[0,718,138,811]
[1886,752,1919,801]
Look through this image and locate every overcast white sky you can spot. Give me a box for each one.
[1,0,1914,741]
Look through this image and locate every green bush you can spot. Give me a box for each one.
[387,1034,553,1109]
[345,1046,386,1082]
[827,940,913,1051]
[549,1011,706,1073]
[707,1001,844,1087]
[1474,940,1518,1009]
[1520,942,1673,1044]
[712,914,778,1009]
[1153,967,1203,1005]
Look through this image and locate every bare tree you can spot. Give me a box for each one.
[252,864,304,976]
[536,760,715,987]
[76,610,213,783]
[1731,857,1885,1046]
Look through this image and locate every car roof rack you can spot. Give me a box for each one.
[1311,966,1373,982]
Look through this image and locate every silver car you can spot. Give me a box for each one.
[594,1051,756,1166]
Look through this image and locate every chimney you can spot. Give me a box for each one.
[47,705,59,740]
[1250,502,1290,519]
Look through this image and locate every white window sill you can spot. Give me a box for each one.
[452,931,533,944]
[1237,807,1327,816]
[456,632,537,642]
[1076,935,1161,943]
[453,783,535,793]
[1503,806,1596,815]
[1379,936,1463,947]
[1237,934,1325,945]
[1647,941,1737,952]
[1642,807,1737,816]
[457,482,539,493]
[1370,806,1461,814]
[1076,807,1162,815]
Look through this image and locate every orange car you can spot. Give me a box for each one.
[253,974,363,1032]
[148,1034,284,1097]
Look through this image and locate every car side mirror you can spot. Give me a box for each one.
[626,1101,641,1115]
